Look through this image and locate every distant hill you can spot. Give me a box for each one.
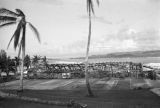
[90,50,160,58]
[73,50,160,59]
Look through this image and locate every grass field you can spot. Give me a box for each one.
[1,78,160,108]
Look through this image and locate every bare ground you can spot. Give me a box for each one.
[1,78,160,108]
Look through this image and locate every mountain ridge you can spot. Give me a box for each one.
[72,50,160,59]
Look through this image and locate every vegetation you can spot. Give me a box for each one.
[0,50,8,72]
[0,50,16,82]
[0,8,41,90]
[14,56,20,72]
[0,50,15,73]
[42,56,49,71]
[24,55,31,70]
[32,55,41,69]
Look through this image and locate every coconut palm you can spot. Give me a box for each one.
[14,56,20,75]
[24,55,31,70]
[32,55,40,65]
[32,55,41,70]
[0,8,41,90]
[85,0,99,96]
[14,56,20,66]
[42,56,49,71]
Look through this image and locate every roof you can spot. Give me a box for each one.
[143,67,153,71]
[144,63,160,69]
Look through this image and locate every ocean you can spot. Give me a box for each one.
[48,57,160,64]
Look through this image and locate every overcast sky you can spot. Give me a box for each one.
[0,0,160,58]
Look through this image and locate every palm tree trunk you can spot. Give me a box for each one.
[20,51,24,91]
[20,24,26,91]
[85,10,94,97]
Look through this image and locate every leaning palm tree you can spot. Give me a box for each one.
[0,8,41,90]
[85,0,99,96]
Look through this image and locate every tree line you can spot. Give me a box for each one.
[0,49,47,77]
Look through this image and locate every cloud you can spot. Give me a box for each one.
[87,27,160,54]
[133,29,160,50]
[66,40,87,53]
[102,28,160,52]
[116,19,125,24]
[80,15,113,25]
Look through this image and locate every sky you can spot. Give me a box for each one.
[0,0,160,58]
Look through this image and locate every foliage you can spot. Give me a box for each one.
[0,50,7,72]
[0,50,15,72]
[7,56,16,72]
[14,56,20,67]
[42,56,49,71]
[87,0,99,14]
[42,56,47,64]
[24,54,31,69]
[0,50,16,82]
[32,55,41,66]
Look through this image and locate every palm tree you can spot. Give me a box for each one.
[0,8,41,90]
[85,0,99,96]
[24,55,31,70]
[32,55,41,68]
[42,56,48,71]
[32,55,41,78]
[14,56,20,75]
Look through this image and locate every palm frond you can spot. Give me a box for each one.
[7,21,22,49]
[0,22,16,28]
[0,16,17,24]
[96,0,99,6]
[0,8,19,17]
[21,25,26,56]
[14,24,22,50]
[87,0,91,13]
[87,0,94,14]
[86,0,99,14]
[7,34,14,49]
[27,22,41,43]
[15,9,25,17]
[90,0,94,14]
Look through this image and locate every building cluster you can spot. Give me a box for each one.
[37,62,143,79]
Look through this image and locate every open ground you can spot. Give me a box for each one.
[1,78,160,108]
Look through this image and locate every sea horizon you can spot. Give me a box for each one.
[47,57,160,64]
